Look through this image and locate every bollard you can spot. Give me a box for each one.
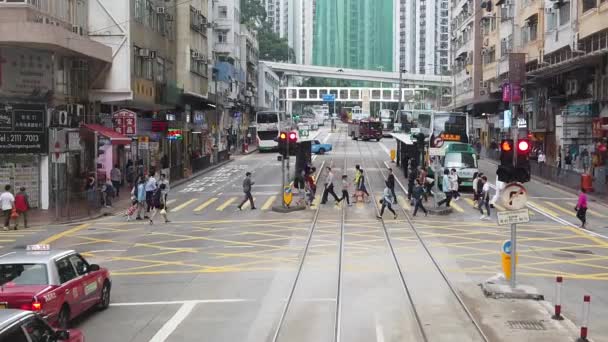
[552,276,564,320]
[577,295,591,342]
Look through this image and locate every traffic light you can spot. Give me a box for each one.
[278,132,288,157]
[289,132,298,144]
[496,139,531,183]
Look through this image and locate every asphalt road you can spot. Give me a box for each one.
[2,125,607,341]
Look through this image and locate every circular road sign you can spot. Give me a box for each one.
[500,183,528,210]
[434,137,444,147]
[502,240,512,255]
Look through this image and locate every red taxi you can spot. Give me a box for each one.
[0,309,84,342]
[0,245,111,328]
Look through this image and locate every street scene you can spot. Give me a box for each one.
[2,0,608,341]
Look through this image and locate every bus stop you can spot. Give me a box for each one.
[391,133,424,178]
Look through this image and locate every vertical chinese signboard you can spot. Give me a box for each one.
[112,109,137,136]
[507,53,526,104]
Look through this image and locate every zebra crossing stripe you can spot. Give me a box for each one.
[194,198,218,212]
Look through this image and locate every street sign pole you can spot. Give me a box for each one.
[511,223,517,288]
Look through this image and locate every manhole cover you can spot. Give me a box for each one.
[561,249,593,255]
[507,320,546,331]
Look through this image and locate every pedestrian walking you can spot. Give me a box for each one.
[489,175,504,208]
[111,164,122,197]
[237,172,256,210]
[412,180,428,217]
[321,167,340,204]
[145,173,157,214]
[377,180,397,220]
[418,166,429,202]
[565,152,573,170]
[575,188,588,228]
[13,187,29,229]
[337,174,352,206]
[357,169,370,202]
[149,184,170,225]
[407,166,417,200]
[437,169,452,207]
[101,180,114,207]
[387,168,397,204]
[472,172,483,206]
[478,176,491,220]
[126,160,135,189]
[134,178,146,220]
[1,185,15,231]
[305,168,317,206]
[159,173,170,209]
[450,168,460,200]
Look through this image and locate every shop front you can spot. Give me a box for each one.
[80,124,131,185]
[0,103,48,209]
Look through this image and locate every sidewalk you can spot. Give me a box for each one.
[12,158,235,227]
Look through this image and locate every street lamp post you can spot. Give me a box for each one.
[377,66,384,112]
[397,68,406,123]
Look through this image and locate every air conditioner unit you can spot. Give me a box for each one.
[72,25,80,34]
[149,50,157,59]
[480,90,487,96]
[68,104,85,117]
[156,7,166,14]
[58,111,69,126]
[138,48,150,57]
[191,51,200,58]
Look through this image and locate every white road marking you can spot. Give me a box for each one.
[375,314,386,342]
[149,301,197,342]
[322,133,332,143]
[110,299,251,307]
[378,142,392,157]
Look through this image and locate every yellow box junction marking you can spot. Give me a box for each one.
[194,198,218,212]
[38,223,90,245]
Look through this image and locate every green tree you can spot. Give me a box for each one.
[240,0,266,28]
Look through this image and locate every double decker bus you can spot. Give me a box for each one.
[255,111,295,152]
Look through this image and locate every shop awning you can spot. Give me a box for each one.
[82,124,132,145]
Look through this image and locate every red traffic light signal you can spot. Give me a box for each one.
[517,140,530,153]
[288,132,297,142]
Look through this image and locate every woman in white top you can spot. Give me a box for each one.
[478,176,491,220]
[450,169,460,200]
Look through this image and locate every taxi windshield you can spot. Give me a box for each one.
[0,263,48,286]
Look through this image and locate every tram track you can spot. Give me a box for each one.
[271,126,348,342]
[356,139,489,342]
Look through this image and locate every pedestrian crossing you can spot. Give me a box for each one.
[154,194,606,222]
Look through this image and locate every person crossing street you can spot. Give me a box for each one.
[377,180,397,220]
[321,166,340,204]
[478,176,491,220]
[437,169,452,208]
[412,180,428,217]
[575,188,588,228]
[237,172,256,210]
[337,174,352,206]
[387,168,397,204]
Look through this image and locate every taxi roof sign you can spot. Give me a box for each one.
[26,244,51,251]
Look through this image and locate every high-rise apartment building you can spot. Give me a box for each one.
[313,0,393,71]
[264,0,289,38]
[394,0,450,75]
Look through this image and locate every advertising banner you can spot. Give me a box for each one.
[0,104,47,154]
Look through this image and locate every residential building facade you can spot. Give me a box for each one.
[395,0,451,75]
[313,0,393,71]
[0,0,112,210]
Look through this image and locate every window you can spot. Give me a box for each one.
[144,58,153,80]
[0,264,48,286]
[135,0,146,22]
[559,3,570,25]
[134,47,143,78]
[583,0,596,12]
[156,57,166,83]
[217,30,228,43]
[546,12,556,30]
[69,254,89,276]
[1,326,28,342]
[218,6,228,18]
[56,257,77,283]
[21,316,55,342]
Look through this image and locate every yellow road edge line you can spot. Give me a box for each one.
[171,198,198,212]
[216,197,237,211]
[545,202,576,217]
[39,223,90,245]
[262,196,276,210]
[450,201,465,213]
[194,198,219,212]
[528,201,561,217]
